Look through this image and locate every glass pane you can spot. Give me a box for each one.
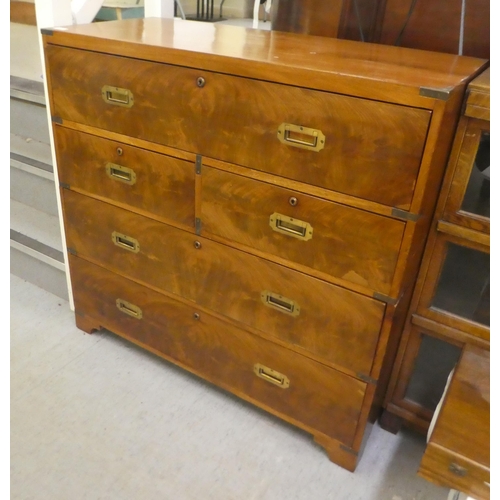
[432,243,490,325]
[461,131,490,218]
[405,335,461,410]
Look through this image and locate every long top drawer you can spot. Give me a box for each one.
[47,46,430,208]
[43,19,487,212]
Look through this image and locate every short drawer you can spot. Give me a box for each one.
[201,167,406,295]
[69,254,368,446]
[419,444,490,500]
[46,45,430,208]
[62,189,385,375]
[55,126,195,228]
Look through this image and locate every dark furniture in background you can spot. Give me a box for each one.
[271,0,489,58]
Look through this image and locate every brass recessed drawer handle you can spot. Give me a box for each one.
[269,213,313,241]
[254,364,290,388]
[116,298,143,319]
[449,463,467,477]
[101,85,134,108]
[277,123,325,152]
[106,163,137,185]
[111,231,140,253]
[261,290,300,317]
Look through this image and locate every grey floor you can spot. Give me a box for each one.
[11,274,449,500]
[11,15,449,500]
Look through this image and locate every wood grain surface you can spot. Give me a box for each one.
[465,68,490,120]
[69,254,368,447]
[55,126,196,229]
[47,45,430,208]
[43,19,489,472]
[419,345,489,498]
[62,189,385,375]
[201,166,406,294]
[42,18,487,107]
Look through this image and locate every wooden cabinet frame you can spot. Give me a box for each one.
[381,68,490,435]
[442,118,490,233]
[416,230,489,341]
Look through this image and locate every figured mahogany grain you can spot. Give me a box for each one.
[55,126,195,229]
[62,189,385,375]
[47,45,430,208]
[201,166,405,295]
[69,254,368,447]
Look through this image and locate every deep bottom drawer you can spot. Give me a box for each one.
[69,254,368,446]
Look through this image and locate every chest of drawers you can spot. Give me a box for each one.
[42,18,486,471]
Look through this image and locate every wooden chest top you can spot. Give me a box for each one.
[42,18,487,107]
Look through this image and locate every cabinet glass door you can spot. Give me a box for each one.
[461,131,490,218]
[431,242,489,325]
[404,333,461,411]
[392,325,462,422]
[444,120,490,233]
[418,232,490,340]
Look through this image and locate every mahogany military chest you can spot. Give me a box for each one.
[41,18,486,471]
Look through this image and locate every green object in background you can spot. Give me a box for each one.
[95,6,145,21]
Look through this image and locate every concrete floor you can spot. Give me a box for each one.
[11,274,449,500]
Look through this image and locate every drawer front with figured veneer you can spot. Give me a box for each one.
[69,255,368,447]
[201,167,406,295]
[192,237,385,375]
[55,126,195,228]
[46,45,430,208]
[62,189,199,301]
[63,189,385,374]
